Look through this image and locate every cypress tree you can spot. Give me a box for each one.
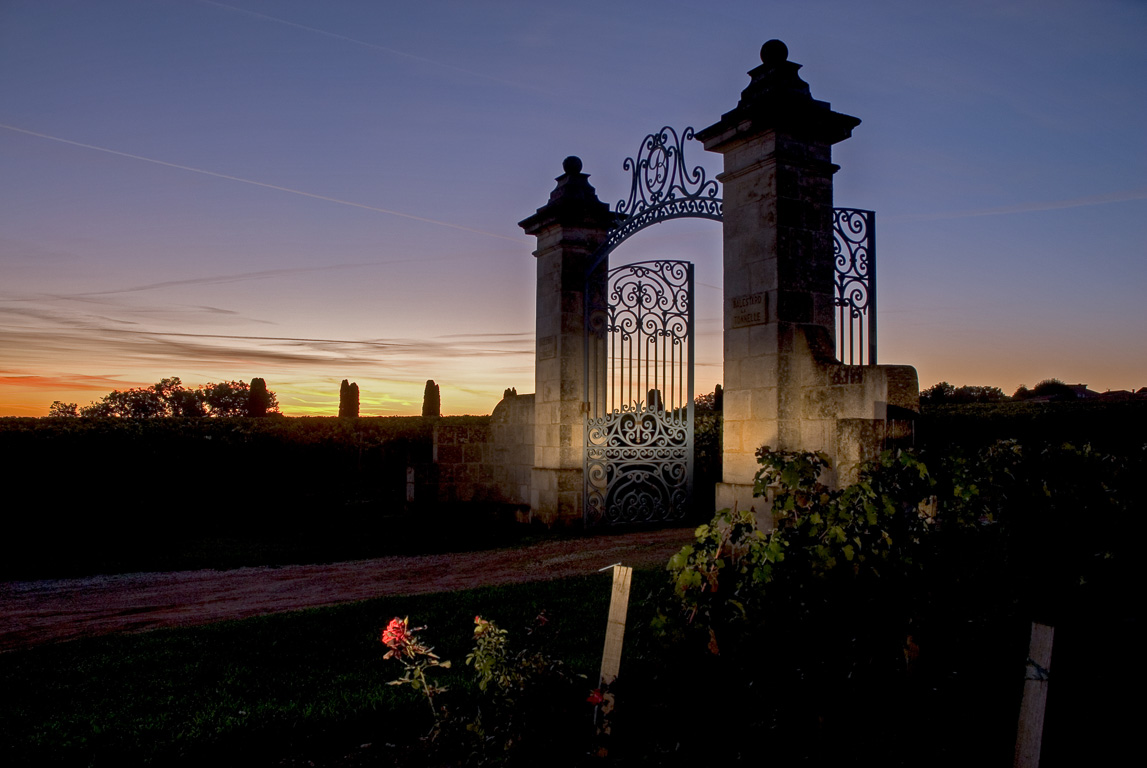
[248,377,272,417]
[422,379,440,418]
[339,380,361,418]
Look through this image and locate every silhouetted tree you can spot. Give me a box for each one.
[1032,378,1076,401]
[76,377,276,417]
[1012,384,1032,401]
[168,388,207,417]
[80,387,166,418]
[200,381,249,416]
[339,379,360,418]
[920,381,956,405]
[422,380,440,418]
[79,400,113,417]
[695,385,723,412]
[47,401,79,417]
[922,382,1007,405]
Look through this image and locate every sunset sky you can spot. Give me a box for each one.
[3,0,1145,417]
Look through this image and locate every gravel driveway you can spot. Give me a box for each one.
[0,527,694,653]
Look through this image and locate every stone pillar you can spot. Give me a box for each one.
[519,157,614,526]
[697,40,918,516]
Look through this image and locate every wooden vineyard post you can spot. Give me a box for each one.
[594,564,632,755]
[1014,622,1054,768]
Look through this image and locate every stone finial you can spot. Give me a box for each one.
[519,156,613,234]
[698,39,859,148]
[760,39,788,67]
[740,38,812,108]
[546,155,599,205]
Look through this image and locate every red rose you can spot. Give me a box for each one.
[381,617,409,650]
[586,689,604,705]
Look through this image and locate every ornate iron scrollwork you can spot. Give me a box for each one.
[833,208,876,365]
[589,127,722,273]
[585,261,694,525]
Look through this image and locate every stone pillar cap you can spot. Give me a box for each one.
[519,156,614,235]
[696,39,860,148]
[740,39,813,107]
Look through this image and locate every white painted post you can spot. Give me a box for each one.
[599,564,632,687]
[1014,622,1054,768]
[594,564,632,752]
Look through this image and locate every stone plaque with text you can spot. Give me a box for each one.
[730,292,767,328]
[537,335,556,360]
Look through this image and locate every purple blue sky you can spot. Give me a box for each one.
[2,0,1145,416]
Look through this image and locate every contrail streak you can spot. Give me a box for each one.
[68,263,407,297]
[110,329,404,346]
[195,0,549,94]
[0,123,526,243]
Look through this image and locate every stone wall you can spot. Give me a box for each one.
[486,392,536,508]
[429,393,535,511]
[431,420,490,503]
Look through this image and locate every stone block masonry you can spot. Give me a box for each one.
[699,40,919,520]
[428,393,535,511]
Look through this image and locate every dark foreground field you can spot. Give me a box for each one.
[0,557,1135,768]
[1,402,1143,765]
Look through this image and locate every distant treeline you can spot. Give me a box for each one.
[921,377,1146,405]
[51,377,279,418]
[918,399,1147,453]
[0,416,457,579]
[5,399,1145,580]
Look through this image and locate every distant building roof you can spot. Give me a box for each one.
[1065,384,1100,399]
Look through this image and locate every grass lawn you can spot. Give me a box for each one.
[0,570,659,767]
[2,552,1136,767]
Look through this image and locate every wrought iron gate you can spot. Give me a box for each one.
[582,127,715,526]
[833,208,876,365]
[580,126,877,525]
[585,260,695,525]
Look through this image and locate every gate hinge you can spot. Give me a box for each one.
[581,401,591,414]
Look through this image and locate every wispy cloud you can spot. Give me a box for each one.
[66,264,387,298]
[0,317,534,377]
[887,187,1147,221]
[435,332,534,339]
[0,373,131,392]
[0,297,273,333]
[0,123,527,243]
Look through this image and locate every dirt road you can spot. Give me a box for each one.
[0,527,694,653]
